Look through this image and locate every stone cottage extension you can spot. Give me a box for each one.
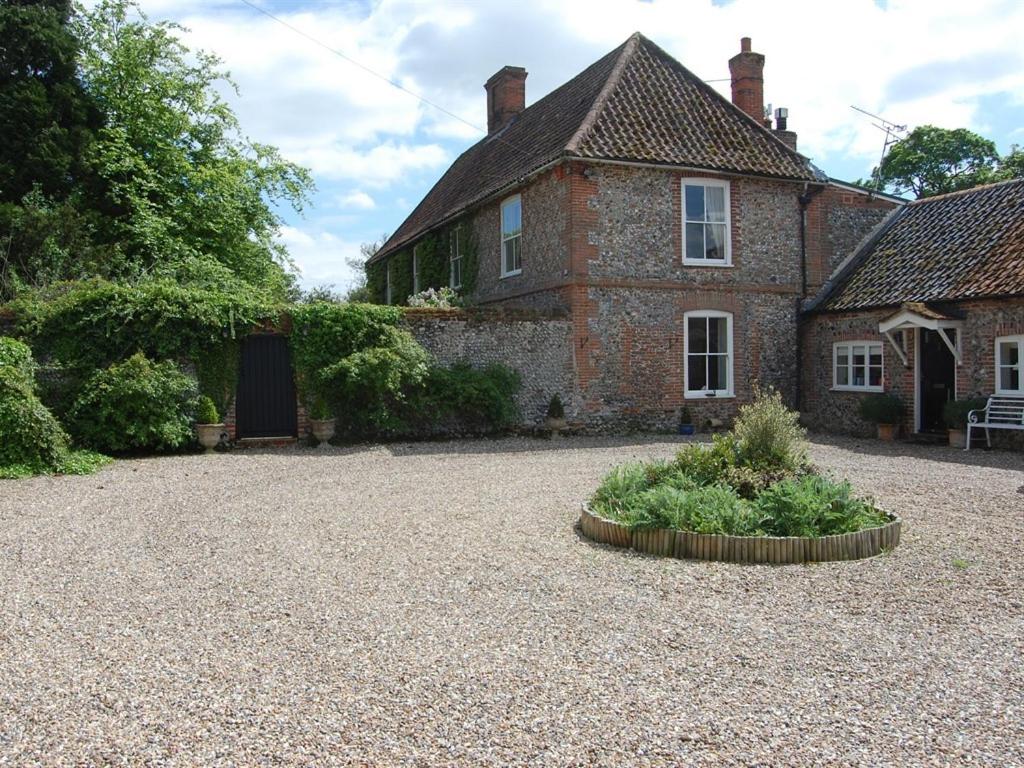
[803,179,1024,443]
[369,33,904,430]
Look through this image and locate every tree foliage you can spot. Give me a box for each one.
[874,125,1001,198]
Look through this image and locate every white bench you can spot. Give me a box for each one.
[966,395,1024,450]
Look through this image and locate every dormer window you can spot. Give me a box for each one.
[682,179,731,266]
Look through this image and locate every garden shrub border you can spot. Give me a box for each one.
[579,505,901,564]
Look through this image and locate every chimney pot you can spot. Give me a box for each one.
[485,66,527,134]
[740,36,751,52]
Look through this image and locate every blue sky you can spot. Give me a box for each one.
[135,0,1024,291]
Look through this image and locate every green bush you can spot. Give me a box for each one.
[547,394,565,420]
[69,354,198,452]
[755,475,887,537]
[0,336,36,384]
[196,395,220,424]
[591,462,650,516]
[674,434,741,486]
[858,392,904,424]
[943,397,989,429]
[417,362,521,433]
[732,387,807,471]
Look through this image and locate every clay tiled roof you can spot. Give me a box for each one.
[372,33,815,261]
[814,179,1024,311]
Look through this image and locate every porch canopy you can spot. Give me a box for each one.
[878,302,963,365]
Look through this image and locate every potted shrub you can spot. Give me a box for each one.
[195,395,225,453]
[678,406,695,436]
[858,392,903,441]
[308,396,336,447]
[943,396,988,448]
[545,394,567,433]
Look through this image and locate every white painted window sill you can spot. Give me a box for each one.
[830,386,884,393]
[500,270,522,279]
[682,260,733,268]
[684,392,735,400]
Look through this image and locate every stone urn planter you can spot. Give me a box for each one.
[545,394,567,436]
[310,418,336,446]
[876,423,898,441]
[948,428,966,449]
[196,423,225,453]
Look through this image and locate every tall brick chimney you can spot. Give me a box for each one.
[729,37,767,127]
[485,66,527,134]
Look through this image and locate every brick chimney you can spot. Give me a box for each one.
[772,107,798,152]
[729,37,768,127]
[485,66,527,134]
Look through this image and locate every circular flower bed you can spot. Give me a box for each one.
[580,390,902,563]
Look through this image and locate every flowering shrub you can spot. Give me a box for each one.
[407,287,460,308]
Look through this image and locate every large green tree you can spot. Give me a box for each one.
[874,125,1001,198]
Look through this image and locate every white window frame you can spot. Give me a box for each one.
[449,226,463,290]
[832,340,884,392]
[500,194,522,278]
[995,334,1024,395]
[683,310,734,399]
[385,260,393,305]
[412,243,421,295]
[681,178,732,267]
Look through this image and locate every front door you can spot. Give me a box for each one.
[918,329,956,433]
[236,335,298,438]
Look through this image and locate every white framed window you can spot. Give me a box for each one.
[684,310,733,398]
[682,178,731,266]
[996,335,1023,394]
[500,195,522,277]
[449,226,463,290]
[385,260,393,305]
[412,244,421,294]
[833,341,883,391]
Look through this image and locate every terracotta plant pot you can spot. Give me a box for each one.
[196,423,226,453]
[948,428,966,449]
[310,418,336,446]
[877,423,898,441]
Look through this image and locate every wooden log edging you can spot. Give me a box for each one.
[579,506,901,564]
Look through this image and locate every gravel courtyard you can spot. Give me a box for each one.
[1,436,1021,766]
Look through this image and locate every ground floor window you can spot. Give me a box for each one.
[833,341,883,391]
[996,335,1023,394]
[684,310,732,397]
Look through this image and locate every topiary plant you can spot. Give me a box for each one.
[196,395,220,425]
[943,396,989,429]
[69,353,198,453]
[547,394,565,420]
[858,392,904,425]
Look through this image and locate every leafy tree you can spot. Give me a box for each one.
[71,0,313,294]
[997,144,1024,181]
[874,125,1000,198]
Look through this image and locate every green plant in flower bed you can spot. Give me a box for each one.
[69,353,197,453]
[589,389,887,537]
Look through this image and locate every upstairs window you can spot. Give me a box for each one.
[385,260,393,305]
[684,310,733,398]
[450,226,463,290]
[996,335,1023,395]
[833,341,883,391]
[682,179,730,266]
[501,195,522,277]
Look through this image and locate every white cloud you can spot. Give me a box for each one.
[278,225,362,290]
[280,140,449,185]
[336,191,377,210]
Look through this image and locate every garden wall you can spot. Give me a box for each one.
[402,308,576,426]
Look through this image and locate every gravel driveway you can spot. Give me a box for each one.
[1,435,1022,766]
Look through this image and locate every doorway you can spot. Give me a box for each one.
[918,328,956,433]
[235,335,298,438]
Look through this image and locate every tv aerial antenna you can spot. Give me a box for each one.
[851,106,908,166]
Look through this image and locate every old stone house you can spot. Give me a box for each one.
[802,179,1024,442]
[367,34,906,429]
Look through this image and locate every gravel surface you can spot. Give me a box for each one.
[1,435,1022,766]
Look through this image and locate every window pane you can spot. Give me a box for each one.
[688,317,707,353]
[502,198,521,237]
[836,364,849,386]
[687,354,707,391]
[999,341,1019,366]
[869,366,882,387]
[685,184,704,221]
[705,224,726,260]
[869,348,882,367]
[836,347,849,367]
[709,354,728,390]
[705,186,726,222]
[685,222,704,260]
[708,317,727,353]
[1000,366,1020,392]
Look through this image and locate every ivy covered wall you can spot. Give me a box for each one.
[366,220,478,306]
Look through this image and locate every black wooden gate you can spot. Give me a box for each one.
[235,335,298,438]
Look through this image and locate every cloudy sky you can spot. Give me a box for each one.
[132,0,1024,291]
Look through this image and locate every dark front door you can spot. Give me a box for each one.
[919,328,956,433]
[236,335,298,438]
